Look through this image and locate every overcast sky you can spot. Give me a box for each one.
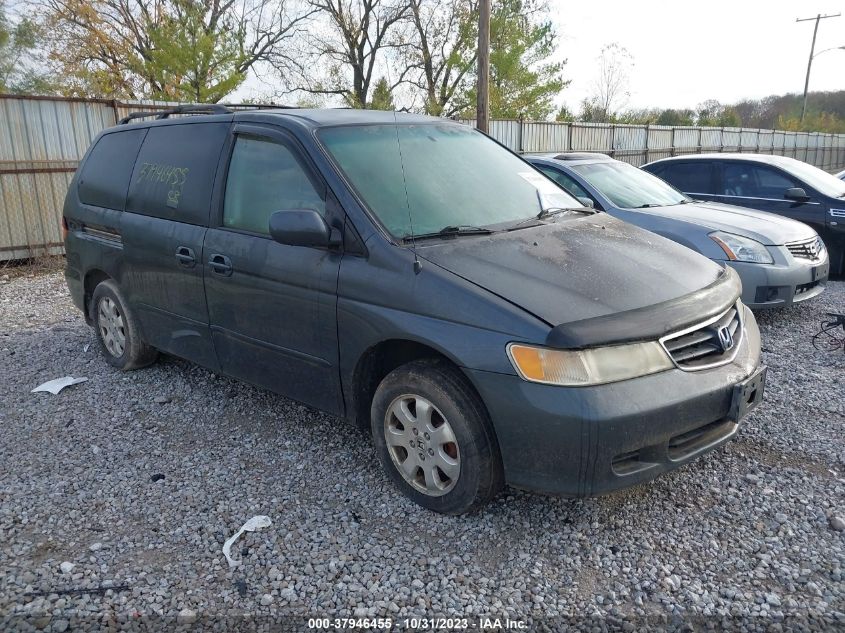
[552,0,845,112]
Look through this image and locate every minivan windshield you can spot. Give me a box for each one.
[779,157,845,198]
[318,123,582,238]
[572,161,691,209]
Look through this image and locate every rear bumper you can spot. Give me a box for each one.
[466,305,762,497]
[727,253,828,310]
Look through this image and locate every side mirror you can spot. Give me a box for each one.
[784,187,810,202]
[576,196,595,209]
[268,210,341,248]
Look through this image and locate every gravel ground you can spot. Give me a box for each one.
[0,270,843,631]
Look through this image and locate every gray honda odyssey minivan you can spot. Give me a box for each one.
[63,105,766,513]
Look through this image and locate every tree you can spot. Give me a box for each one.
[586,43,632,122]
[554,103,574,122]
[368,76,395,109]
[291,0,410,108]
[0,0,49,93]
[143,0,247,102]
[39,0,314,99]
[405,0,477,116]
[655,108,694,126]
[462,0,566,120]
[696,100,742,127]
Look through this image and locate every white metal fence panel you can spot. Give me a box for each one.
[3,94,845,260]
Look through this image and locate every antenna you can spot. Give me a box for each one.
[393,111,422,274]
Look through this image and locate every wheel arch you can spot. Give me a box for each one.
[348,338,491,436]
[83,269,112,323]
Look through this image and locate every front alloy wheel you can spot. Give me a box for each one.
[384,394,461,496]
[370,359,503,514]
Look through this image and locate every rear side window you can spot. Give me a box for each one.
[78,129,147,210]
[657,162,713,194]
[126,122,229,225]
[223,136,326,235]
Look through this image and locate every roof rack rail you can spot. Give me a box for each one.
[118,102,300,125]
[218,103,300,110]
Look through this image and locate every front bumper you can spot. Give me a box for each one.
[466,305,763,497]
[727,249,828,310]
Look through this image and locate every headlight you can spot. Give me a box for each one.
[709,231,773,264]
[507,341,673,387]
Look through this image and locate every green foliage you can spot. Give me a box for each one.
[0,0,51,93]
[463,0,567,120]
[554,104,575,122]
[696,100,742,127]
[777,111,845,134]
[368,77,395,110]
[655,108,695,126]
[144,0,247,103]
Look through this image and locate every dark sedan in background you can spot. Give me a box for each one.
[527,153,828,309]
[643,154,845,275]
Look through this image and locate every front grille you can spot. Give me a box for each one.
[667,419,737,460]
[786,236,824,261]
[660,304,743,370]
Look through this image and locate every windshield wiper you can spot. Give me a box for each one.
[405,225,494,242]
[508,206,595,231]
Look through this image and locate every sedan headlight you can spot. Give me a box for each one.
[709,231,773,264]
[507,341,673,387]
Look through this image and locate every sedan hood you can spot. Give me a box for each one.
[637,201,816,245]
[417,215,732,341]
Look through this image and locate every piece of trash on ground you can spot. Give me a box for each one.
[83,343,90,352]
[31,376,88,395]
[222,515,272,568]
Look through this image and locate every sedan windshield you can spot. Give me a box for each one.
[572,161,690,208]
[318,123,581,238]
[780,157,845,198]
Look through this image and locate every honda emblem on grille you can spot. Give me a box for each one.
[717,326,734,352]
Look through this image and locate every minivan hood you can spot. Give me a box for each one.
[637,201,816,245]
[417,215,729,338]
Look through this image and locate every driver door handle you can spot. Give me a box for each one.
[208,253,233,276]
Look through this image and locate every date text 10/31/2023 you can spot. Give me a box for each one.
[307,617,528,630]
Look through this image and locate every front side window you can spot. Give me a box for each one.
[722,163,796,199]
[318,123,580,237]
[223,136,325,234]
[571,161,689,208]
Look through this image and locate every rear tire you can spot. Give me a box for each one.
[90,280,158,370]
[371,359,503,514]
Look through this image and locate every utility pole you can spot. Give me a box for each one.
[797,13,840,122]
[476,0,491,133]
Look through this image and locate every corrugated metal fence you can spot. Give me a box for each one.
[473,119,845,169]
[2,93,845,260]
[0,95,174,260]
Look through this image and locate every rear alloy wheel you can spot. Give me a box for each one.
[371,359,503,514]
[90,279,158,370]
[97,296,126,358]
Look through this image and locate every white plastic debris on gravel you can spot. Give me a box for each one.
[0,270,843,631]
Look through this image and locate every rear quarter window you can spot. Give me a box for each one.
[126,122,229,225]
[78,129,147,211]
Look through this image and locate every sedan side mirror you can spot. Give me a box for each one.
[269,210,341,248]
[576,197,595,209]
[784,187,810,202]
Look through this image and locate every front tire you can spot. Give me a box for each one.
[90,280,158,370]
[371,359,503,514]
